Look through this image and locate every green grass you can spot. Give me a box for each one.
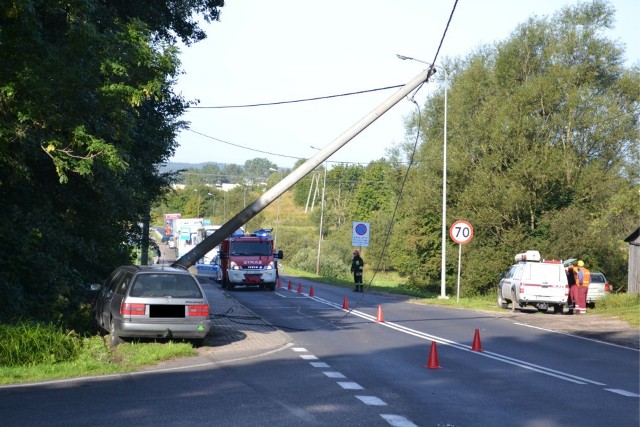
[0,329,195,385]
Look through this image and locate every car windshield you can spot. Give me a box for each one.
[231,241,272,256]
[129,274,203,298]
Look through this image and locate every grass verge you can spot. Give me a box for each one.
[0,333,195,386]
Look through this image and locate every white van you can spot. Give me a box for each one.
[497,250,569,313]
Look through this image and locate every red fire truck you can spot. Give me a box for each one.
[219,228,283,291]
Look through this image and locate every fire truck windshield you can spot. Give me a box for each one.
[230,241,272,256]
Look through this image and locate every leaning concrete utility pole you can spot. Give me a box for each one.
[172,66,437,270]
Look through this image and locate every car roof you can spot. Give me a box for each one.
[118,265,192,275]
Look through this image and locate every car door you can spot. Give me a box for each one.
[500,264,518,301]
[95,269,123,329]
[107,272,133,325]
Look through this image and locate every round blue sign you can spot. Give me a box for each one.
[355,223,368,235]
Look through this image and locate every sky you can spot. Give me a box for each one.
[170,0,639,169]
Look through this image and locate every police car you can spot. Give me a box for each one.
[497,250,569,313]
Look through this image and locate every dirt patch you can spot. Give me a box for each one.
[484,308,639,349]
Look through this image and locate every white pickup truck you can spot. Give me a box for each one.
[497,250,569,313]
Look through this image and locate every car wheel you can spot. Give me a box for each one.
[191,338,205,348]
[109,317,124,348]
[497,289,508,309]
[553,304,563,314]
[537,303,549,312]
[510,289,517,312]
[268,283,276,291]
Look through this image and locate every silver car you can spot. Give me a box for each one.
[92,265,211,347]
[587,272,612,307]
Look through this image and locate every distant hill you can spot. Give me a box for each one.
[159,162,225,172]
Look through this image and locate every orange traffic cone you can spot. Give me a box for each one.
[309,286,315,297]
[425,342,441,369]
[277,278,281,288]
[297,283,303,294]
[287,280,292,290]
[472,328,483,352]
[342,296,349,310]
[376,305,385,322]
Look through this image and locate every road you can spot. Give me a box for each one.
[1,274,637,426]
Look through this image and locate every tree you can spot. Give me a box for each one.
[398,0,639,294]
[0,0,223,325]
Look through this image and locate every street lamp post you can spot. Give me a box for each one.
[397,54,449,299]
[310,146,327,276]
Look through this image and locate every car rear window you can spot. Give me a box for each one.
[590,273,605,283]
[524,263,565,282]
[129,274,203,298]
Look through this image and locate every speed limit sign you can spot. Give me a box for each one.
[449,220,474,244]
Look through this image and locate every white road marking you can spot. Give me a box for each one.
[292,347,308,352]
[309,362,330,368]
[355,395,387,405]
[337,381,364,390]
[380,414,418,427]
[605,389,640,398]
[310,296,608,386]
[514,322,639,352]
[299,354,318,360]
[323,371,346,378]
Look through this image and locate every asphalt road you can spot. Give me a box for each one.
[2,271,637,427]
[216,276,639,426]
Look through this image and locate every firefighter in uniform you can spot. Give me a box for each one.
[573,260,591,314]
[351,249,364,292]
[566,262,577,314]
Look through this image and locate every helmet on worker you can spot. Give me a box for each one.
[577,260,584,267]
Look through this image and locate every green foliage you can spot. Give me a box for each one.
[395,0,638,295]
[0,321,82,367]
[0,1,224,324]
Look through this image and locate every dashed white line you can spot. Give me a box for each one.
[605,388,640,398]
[323,371,346,379]
[355,395,387,406]
[309,361,330,368]
[292,347,308,352]
[337,381,364,390]
[380,414,418,427]
[299,354,318,360]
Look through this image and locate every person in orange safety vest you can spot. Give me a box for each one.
[573,260,591,314]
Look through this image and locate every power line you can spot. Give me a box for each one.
[188,84,405,109]
[186,128,410,165]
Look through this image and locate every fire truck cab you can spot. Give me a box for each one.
[219,228,283,291]
[497,250,569,313]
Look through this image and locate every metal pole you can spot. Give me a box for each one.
[440,68,448,299]
[397,55,449,299]
[172,66,436,269]
[456,243,462,303]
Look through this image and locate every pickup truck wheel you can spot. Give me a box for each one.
[537,303,549,312]
[497,290,508,309]
[510,289,517,312]
[553,304,563,314]
[268,283,276,291]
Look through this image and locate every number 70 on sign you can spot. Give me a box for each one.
[449,220,474,244]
